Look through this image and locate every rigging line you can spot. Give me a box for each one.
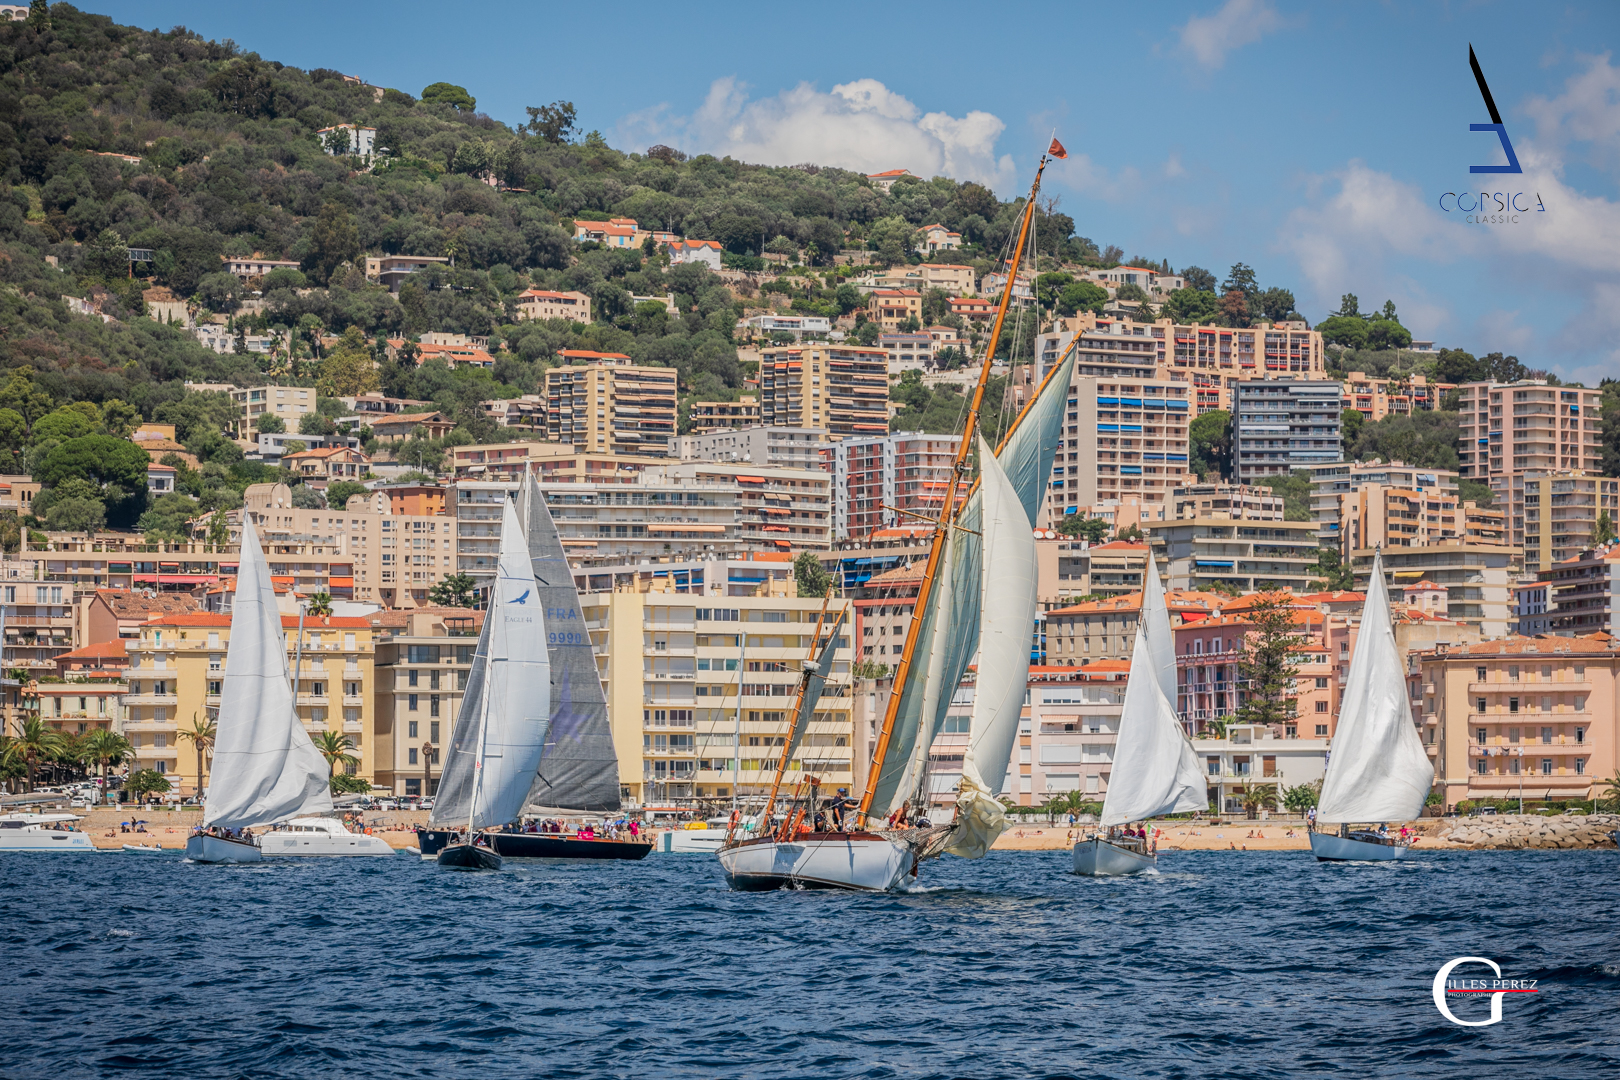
[857,152,1050,824]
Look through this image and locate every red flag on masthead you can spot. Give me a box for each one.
[1048,137,1068,159]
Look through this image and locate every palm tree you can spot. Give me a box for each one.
[178,714,217,799]
[1239,782,1280,820]
[15,717,64,792]
[306,592,334,617]
[311,730,358,776]
[0,735,24,793]
[81,729,132,789]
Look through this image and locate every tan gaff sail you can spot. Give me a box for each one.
[1316,549,1434,823]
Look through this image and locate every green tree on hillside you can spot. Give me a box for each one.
[794,552,832,599]
[421,82,476,111]
[305,202,361,286]
[1189,409,1231,480]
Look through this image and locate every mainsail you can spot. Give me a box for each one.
[1316,550,1434,823]
[782,609,849,770]
[430,496,552,830]
[946,439,1038,858]
[866,345,1076,816]
[1098,552,1205,827]
[519,475,621,813]
[204,523,332,830]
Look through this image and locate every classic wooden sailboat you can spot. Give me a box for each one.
[420,476,651,862]
[1073,549,1206,875]
[719,148,1076,891]
[185,523,334,864]
[1310,548,1433,861]
[430,492,552,870]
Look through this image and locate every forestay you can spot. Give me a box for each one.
[520,476,621,813]
[203,524,333,831]
[1099,551,1205,827]
[1316,549,1434,823]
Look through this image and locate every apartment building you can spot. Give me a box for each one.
[283,446,371,487]
[757,344,889,437]
[1191,724,1330,815]
[1498,471,1620,574]
[1173,602,1346,738]
[449,443,666,483]
[822,431,959,541]
[1043,589,1220,668]
[687,396,761,431]
[197,382,317,437]
[1049,376,1191,523]
[1539,546,1620,637]
[480,396,546,431]
[878,332,936,372]
[1151,518,1319,593]
[869,288,922,329]
[370,607,481,796]
[0,576,76,678]
[514,288,591,324]
[1352,544,1515,639]
[675,424,828,471]
[1457,380,1603,481]
[544,352,679,457]
[1020,664,1124,803]
[231,482,458,608]
[123,611,376,796]
[33,678,127,739]
[1342,371,1455,421]
[452,467,832,577]
[583,586,854,807]
[1035,313,1326,414]
[365,254,450,292]
[1419,635,1619,810]
[1233,379,1344,482]
[876,262,975,295]
[1172,483,1285,521]
[1306,461,1462,549]
[737,315,832,341]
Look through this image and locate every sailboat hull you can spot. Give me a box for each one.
[1309,830,1414,862]
[1072,837,1157,876]
[184,834,263,864]
[416,828,652,861]
[718,833,916,892]
[436,842,503,871]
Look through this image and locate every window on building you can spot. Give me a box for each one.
[1314,700,1328,713]
[408,694,418,712]
[1476,665,1487,681]
[1476,698,1486,714]
[1315,677,1328,689]
[408,748,418,765]
[408,721,418,738]
[1315,724,1328,736]
[1540,727,1553,744]
[430,695,440,718]
[1540,758,1553,775]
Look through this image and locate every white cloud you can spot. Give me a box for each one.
[1522,51,1620,173]
[1177,0,1283,70]
[1275,150,1620,373]
[615,77,1016,192]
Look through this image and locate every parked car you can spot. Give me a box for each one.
[419,798,434,811]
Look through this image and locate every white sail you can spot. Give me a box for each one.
[947,439,1036,858]
[1099,612,1205,828]
[204,523,332,830]
[890,530,955,814]
[466,495,553,832]
[1140,549,1178,707]
[1316,550,1433,823]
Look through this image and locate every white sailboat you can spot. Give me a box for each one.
[721,149,1073,891]
[0,813,95,853]
[185,523,333,864]
[1074,549,1205,876]
[259,816,395,857]
[1310,548,1433,861]
[431,494,551,870]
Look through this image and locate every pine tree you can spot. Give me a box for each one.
[1232,593,1304,730]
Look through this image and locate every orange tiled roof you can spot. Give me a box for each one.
[54,640,133,661]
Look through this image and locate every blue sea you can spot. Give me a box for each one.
[2,848,1616,1079]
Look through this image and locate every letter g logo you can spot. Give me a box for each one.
[1433,957,1504,1027]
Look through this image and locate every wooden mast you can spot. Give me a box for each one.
[757,592,836,830]
[856,153,1050,823]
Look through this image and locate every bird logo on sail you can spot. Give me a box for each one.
[509,588,530,605]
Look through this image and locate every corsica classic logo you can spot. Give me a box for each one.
[1438,45,1545,224]
[1432,957,1539,1027]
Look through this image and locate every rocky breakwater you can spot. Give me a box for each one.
[1436,813,1620,850]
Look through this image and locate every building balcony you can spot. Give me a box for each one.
[124,693,179,707]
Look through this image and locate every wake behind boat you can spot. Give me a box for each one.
[1309,548,1433,863]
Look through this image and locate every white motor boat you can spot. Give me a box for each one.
[122,842,166,854]
[1308,828,1414,862]
[719,832,917,891]
[260,817,396,857]
[1072,835,1157,876]
[0,813,95,853]
[660,816,731,854]
[184,831,263,863]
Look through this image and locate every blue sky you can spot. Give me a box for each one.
[97,0,1620,381]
